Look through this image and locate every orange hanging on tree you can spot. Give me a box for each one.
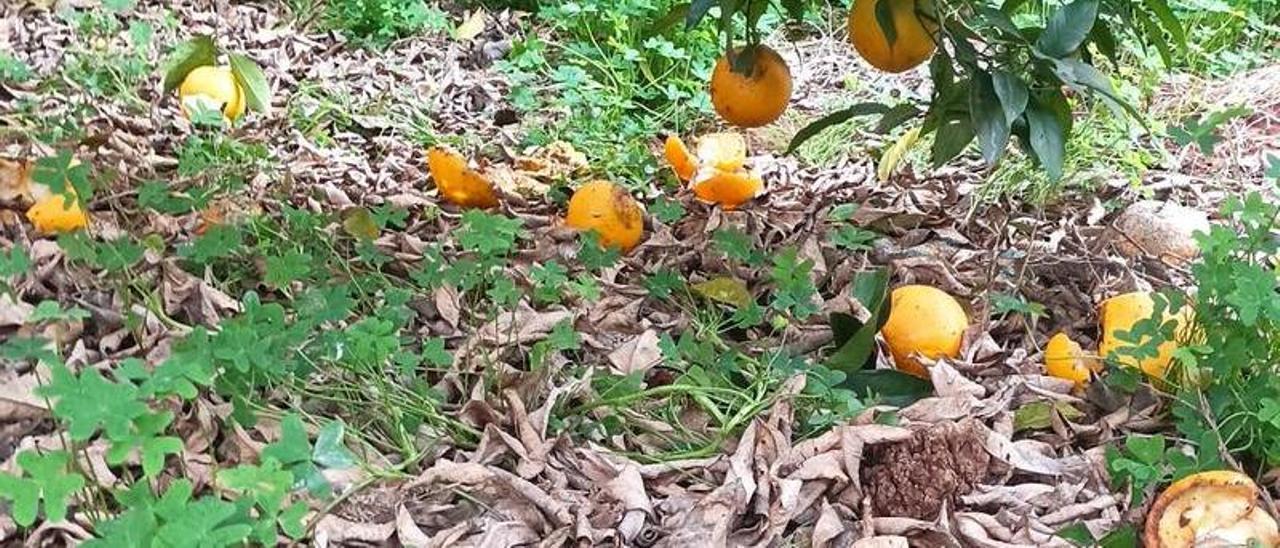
[709,45,793,128]
[848,0,938,73]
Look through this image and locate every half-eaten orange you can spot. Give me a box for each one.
[1144,470,1279,548]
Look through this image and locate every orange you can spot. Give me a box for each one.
[709,45,792,128]
[26,193,88,234]
[426,147,500,209]
[1144,470,1278,548]
[564,180,644,252]
[692,169,763,210]
[1043,332,1099,389]
[849,0,937,73]
[880,285,968,378]
[1098,291,1194,380]
[178,66,246,123]
[664,135,697,182]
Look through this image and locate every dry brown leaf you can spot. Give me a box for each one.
[606,329,662,375]
[0,293,33,327]
[454,9,487,41]
[313,514,396,547]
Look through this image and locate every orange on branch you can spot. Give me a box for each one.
[426,146,500,209]
[880,285,968,378]
[564,180,644,252]
[849,0,938,73]
[709,45,793,128]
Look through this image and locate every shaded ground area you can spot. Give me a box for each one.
[1,1,1278,546]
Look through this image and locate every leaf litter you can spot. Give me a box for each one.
[0,0,1278,547]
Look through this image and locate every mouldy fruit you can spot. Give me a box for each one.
[26,193,88,234]
[709,45,792,128]
[1110,200,1211,265]
[1043,332,1100,389]
[1098,291,1194,380]
[426,146,500,209]
[564,180,644,252]
[848,0,938,73]
[178,65,246,123]
[880,284,968,378]
[1143,470,1279,548]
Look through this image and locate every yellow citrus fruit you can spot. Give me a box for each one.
[426,147,500,209]
[1098,291,1193,380]
[1043,332,1099,388]
[564,180,644,252]
[26,193,88,234]
[178,66,246,123]
[849,0,938,73]
[709,45,793,128]
[880,285,968,378]
[692,169,763,210]
[664,135,698,182]
[1144,470,1279,548]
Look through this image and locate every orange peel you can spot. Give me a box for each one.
[691,169,763,210]
[26,192,88,234]
[426,146,500,209]
[1143,470,1279,548]
[880,285,968,378]
[1043,332,1100,389]
[564,180,644,252]
[664,135,698,182]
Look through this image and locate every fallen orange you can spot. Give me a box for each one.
[564,180,644,252]
[880,285,968,378]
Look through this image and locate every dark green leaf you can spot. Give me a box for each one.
[162,35,217,92]
[1036,0,1098,57]
[786,102,888,154]
[825,268,889,372]
[781,0,806,20]
[874,103,922,134]
[1056,523,1096,546]
[931,117,975,167]
[648,3,689,33]
[841,369,931,407]
[875,0,898,46]
[1143,0,1186,48]
[1135,10,1175,68]
[969,72,1009,166]
[1050,58,1143,125]
[1026,98,1066,181]
[1089,21,1119,62]
[228,53,270,115]
[1099,524,1138,548]
[975,7,1022,37]
[685,0,715,29]
[991,70,1029,123]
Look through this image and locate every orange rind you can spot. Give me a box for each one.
[1143,470,1279,548]
[426,146,500,209]
[1043,332,1100,389]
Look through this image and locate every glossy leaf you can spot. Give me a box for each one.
[875,103,922,134]
[685,0,715,30]
[970,71,1009,166]
[841,369,931,407]
[931,117,975,167]
[1036,0,1099,57]
[228,53,270,115]
[1027,98,1067,181]
[875,0,898,46]
[786,102,888,154]
[161,35,217,92]
[825,268,890,372]
[992,70,1029,124]
[1143,0,1186,48]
